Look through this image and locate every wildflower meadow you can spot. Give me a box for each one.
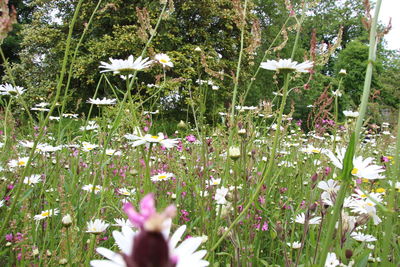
[0,0,399,266]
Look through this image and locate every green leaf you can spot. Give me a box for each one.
[341,132,356,182]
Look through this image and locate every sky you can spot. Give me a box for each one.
[377,0,400,50]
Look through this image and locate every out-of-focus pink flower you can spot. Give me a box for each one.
[186,135,197,143]
[123,193,176,228]
[5,233,13,241]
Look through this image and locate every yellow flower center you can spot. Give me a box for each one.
[151,136,159,139]
[158,175,167,180]
[376,188,385,193]
[367,203,374,207]
[360,194,366,198]
[18,160,26,166]
[351,168,359,175]
[311,149,320,153]
[42,211,50,217]
[160,59,168,63]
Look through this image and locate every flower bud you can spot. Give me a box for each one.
[177,120,187,129]
[59,258,68,265]
[229,146,241,160]
[62,214,72,227]
[356,214,369,227]
[345,249,353,259]
[238,128,246,137]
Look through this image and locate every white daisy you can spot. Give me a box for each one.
[154,53,174,68]
[105,149,122,156]
[325,252,340,267]
[113,218,134,228]
[287,241,302,249]
[19,140,35,148]
[343,110,359,118]
[350,232,377,242]
[34,208,59,221]
[215,187,229,205]
[352,189,383,204]
[86,219,109,234]
[117,188,136,196]
[151,172,174,182]
[23,174,42,186]
[260,59,313,73]
[348,198,381,225]
[0,83,26,96]
[318,179,340,194]
[301,145,325,154]
[124,133,179,148]
[31,107,50,111]
[206,178,221,186]
[82,142,99,152]
[87,97,117,105]
[99,55,153,74]
[0,199,5,208]
[82,184,103,194]
[294,213,321,225]
[63,113,79,118]
[324,148,385,180]
[332,89,342,97]
[8,157,30,168]
[36,144,63,153]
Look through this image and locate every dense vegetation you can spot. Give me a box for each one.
[0,0,398,266]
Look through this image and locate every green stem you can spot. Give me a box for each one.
[229,0,248,135]
[92,2,168,217]
[0,47,35,125]
[290,4,307,60]
[354,0,381,148]
[317,180,349,266]
[3,96,13,146]
[0,0,84,240]
[85,235,96,265]
[66,228,73,267]
[208,72,290,253]
[332,77,343,152]
[241,17,291,102]
[381,110,400,265]
[58,0,104,143]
